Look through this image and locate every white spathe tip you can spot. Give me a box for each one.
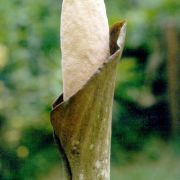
[61,0,110,101]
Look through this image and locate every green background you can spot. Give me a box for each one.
[0,0,179,179]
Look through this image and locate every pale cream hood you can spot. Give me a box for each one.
[61,0,110,100]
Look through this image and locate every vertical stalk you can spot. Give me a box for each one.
[51,21,126,179]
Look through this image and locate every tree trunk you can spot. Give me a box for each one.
[165,22,180,136]
[50,22,126,180]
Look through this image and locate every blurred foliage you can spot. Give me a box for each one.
[0,0,179,179]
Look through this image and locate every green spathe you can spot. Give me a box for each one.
[51,22,126,180]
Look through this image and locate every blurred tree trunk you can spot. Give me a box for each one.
[165,22,180,136]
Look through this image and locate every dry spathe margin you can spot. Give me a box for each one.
[51,21,126,180]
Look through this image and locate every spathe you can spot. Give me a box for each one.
[51,21,126,179]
